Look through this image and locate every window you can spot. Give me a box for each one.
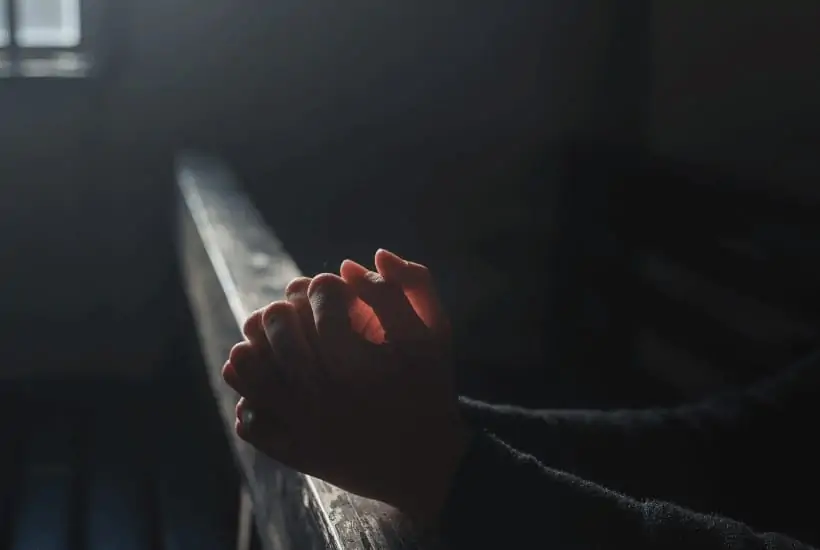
[1,0,90,77]
[0,4,9,47]
[16,0,82,47]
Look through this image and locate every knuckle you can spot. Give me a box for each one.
[236,398,252,423]
[221,361,236,383]
[262,300,296,329]
[307,274,348,304]
[285,277,312,298]
[242,309,264,337]
[235,418,251,441]
[363,270,385,285]
[229,341,254,365]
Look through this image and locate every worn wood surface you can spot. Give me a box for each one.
[177,153,438,550]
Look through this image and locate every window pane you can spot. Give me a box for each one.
[0,0,9,47]
[14,0,81,47]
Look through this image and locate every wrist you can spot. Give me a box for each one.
[399,420,474,528]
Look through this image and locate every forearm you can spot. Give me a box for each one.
[438,432,816,550]
[458,397,721,506]
[458,348,820,506]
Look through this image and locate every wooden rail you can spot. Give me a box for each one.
[176,152,437,550]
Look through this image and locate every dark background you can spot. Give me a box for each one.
[0,2,817,547]
[1,0,817,387]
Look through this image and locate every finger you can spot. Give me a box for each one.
[307,274,362,356]
[339,261,385,343]
[242,309,264,342]
[222,360,251,396]
[285,277,320,351]
[374,249,450,337]
[340,259,428,343]
[242,309,277,360]
[339,258,370,284]
[236,398,288,437]
[226,341,282,408]
[261,300,316,380]
[235,398,299,466]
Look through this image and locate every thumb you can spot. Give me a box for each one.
[374,249,450,338]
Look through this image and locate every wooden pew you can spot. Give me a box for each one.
[176,153,438,550]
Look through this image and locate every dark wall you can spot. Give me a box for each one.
[0,0,815,378]
[1,0,632,378]
[649,1,820,194]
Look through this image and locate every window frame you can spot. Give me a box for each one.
[1,0,93,79]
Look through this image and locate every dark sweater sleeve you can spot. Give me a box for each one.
[458,349,820,508]
[439,432,817,550]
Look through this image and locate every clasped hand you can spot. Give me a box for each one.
[222,249,470,525]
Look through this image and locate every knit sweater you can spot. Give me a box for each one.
[441,349,820,549]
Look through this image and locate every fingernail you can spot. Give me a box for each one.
[341,259,368,275]
[307,274,349,302]
[241,407,255,426]
[285,277,311,299]
[376,249,407,266]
